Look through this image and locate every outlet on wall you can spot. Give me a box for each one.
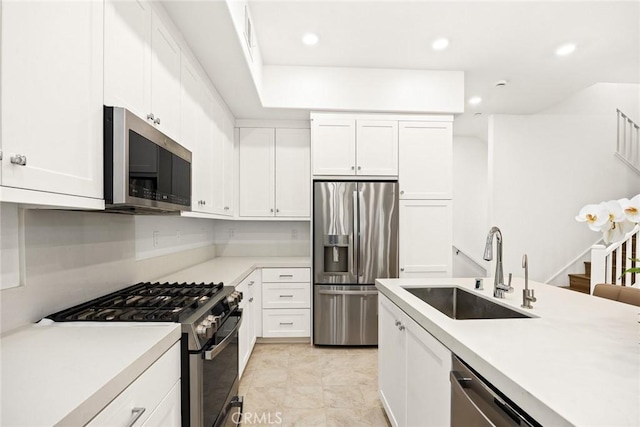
[291,229,298,240]
[153,230,160,247]
[229,228,235,238]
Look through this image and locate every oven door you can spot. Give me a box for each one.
[201,309,243,427]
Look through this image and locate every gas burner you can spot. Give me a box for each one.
[46,281,225,323]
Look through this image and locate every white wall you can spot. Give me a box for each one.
[0,204,20,289]
[212,220,310,257]
[489,83,640,284]
[135,215,216,260]
[0,210,217,333]
[452,136,489,268]
[261,65,464,113]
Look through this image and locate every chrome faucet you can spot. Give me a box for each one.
[521,254,536,309]
[483,226,513,298]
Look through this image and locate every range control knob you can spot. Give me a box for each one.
[196,324,208,337]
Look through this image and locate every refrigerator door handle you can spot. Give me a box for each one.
[352,190,359,277]
[318,289,378,296]
[358,190,365,280]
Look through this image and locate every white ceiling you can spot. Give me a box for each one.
[165,1,640,138]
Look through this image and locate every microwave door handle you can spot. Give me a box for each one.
[204,314,243,361]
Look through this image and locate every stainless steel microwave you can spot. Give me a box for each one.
[104,106,191,213]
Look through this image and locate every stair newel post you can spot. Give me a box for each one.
[590,244,607,294]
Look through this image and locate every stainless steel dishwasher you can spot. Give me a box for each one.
[451,355,541,427]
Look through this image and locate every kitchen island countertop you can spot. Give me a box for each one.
[376,277,640,426]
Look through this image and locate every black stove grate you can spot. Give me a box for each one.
[47,281,224,323]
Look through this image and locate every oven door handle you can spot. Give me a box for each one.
[204,313,243,361]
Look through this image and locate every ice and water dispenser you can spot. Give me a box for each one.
[322,234,351,274]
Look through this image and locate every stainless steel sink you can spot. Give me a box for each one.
[404,286,532,320]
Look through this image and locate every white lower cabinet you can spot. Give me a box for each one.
[88,342,181,427]
[378,294,451,427]
[238,270,261,377]
[261,268,311,338]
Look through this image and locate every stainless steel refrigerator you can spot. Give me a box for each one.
[313,181,399,346]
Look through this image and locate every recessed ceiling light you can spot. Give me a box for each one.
[468,97,482,105]
[302,33,319,46]
[555,43,576,56]
[431,38,449,51]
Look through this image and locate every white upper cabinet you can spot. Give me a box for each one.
[312,118,356,175]
[275,129,311,217]
[312,114,399,177]
[1,0,103,200]
[180,55,213,214]
[356,120,398,176]
[104,0,152,121]
[399,199,452,278]
[104,0,181,141]
[399,121,453,199]
[150,12,181,141]
[239,127,310,218]
[210,101,235,216]
[239,128,275,217]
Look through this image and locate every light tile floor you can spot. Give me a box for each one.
[239,343,391,427]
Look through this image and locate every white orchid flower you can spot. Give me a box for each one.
[575,204,609,231]
[601,199,636,243]
[619,194,640,223]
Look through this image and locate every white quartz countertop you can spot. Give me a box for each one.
[376,277,640,427]
[155,256,311,287]
[0,322,181,426]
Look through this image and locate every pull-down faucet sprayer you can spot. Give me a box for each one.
[483,226,513,298]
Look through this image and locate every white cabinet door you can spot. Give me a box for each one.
[312,118,356,175]
[104,0,152,121]
[180,56,209,213]
[1,0,103,199]
[151,12,181,141]
[405,315,451,427]
[356,120,398,176]
[275,129,310,217]
[221,111,236,216]
[399,122,452,199]
[399,200,452,278]
[196,87,216,213]
[378,295,406,427]
[142,380,181,427]
[239,128,275,217]
[238,284,252,377]
[249,272,262,338]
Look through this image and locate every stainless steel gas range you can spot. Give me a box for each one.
[45,281,243,427]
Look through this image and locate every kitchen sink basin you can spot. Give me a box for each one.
[404,286,532,320]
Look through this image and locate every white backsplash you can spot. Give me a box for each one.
[212,220,311,257]
[0,209,216,334]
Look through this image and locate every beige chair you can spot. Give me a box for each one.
[593,284,640,307]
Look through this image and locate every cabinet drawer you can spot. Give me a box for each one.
[88,342,180,426]
[263,283,310,309]
[262,309,310,337]
[262,268,310,283]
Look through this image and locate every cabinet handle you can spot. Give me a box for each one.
[202,200,206,205]
[400,190,405,195]
[249,281,255,286]
[147,113,154,121]
[249,297,254,302]
[357,166,362,170]
[395,320,401,327]
[125,407,146,427]
[154,117,161,125]
[10,154,27,166]
[270,208,274,213]
[279,322,294,326]
[0,150,3,160]
[224,206,230,210]
[351,166,355,170]
[276,208,280,213]
[279,295,294,298]
[400,267,405,272]
[398,324,405,331]
[279,274,294,278]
